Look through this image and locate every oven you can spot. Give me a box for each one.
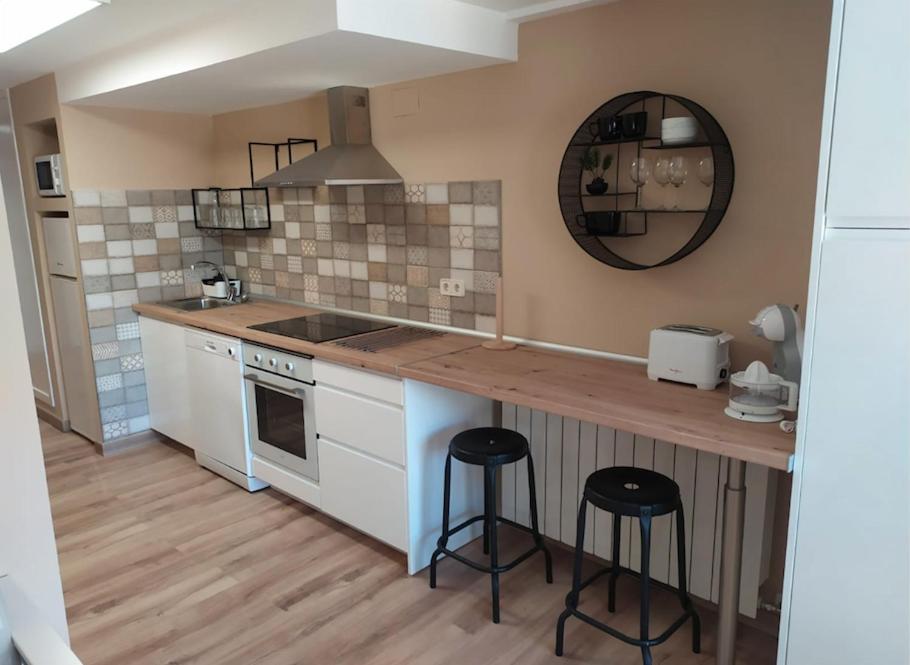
[243,343,318,482]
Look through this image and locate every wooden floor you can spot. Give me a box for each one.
[41,422,777,664]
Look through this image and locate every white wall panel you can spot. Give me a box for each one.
[497,403,774,617]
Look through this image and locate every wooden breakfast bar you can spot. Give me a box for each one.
[400,344,795,665]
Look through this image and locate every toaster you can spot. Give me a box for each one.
[647,324,734,390]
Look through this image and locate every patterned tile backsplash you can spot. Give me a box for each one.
[74,188,224,442]
[221,182,501,331]
[73,182,501,443]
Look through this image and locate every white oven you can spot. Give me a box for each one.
[243,343,318,482]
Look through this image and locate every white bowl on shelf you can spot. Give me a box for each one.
[661,116,698,144]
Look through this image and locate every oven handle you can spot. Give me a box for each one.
[243,373,308,397]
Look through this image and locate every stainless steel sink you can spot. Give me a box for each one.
[163,297,238,311]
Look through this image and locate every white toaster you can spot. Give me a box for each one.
[647,324,734,390]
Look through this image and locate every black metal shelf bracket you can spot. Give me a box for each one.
[248,138,318,187]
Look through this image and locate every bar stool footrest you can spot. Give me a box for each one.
[435,514,549,575]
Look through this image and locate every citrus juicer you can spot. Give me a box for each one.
[725,360,799,422]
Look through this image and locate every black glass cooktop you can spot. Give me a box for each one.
[249,313,394,343]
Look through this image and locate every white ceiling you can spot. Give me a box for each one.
[456,0,614,21]
[75,31,502,114]
[0,0,613,114]
[0,0,241,90]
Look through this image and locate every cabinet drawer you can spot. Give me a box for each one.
[252,456,320,509]
[313,359,403,405]
[315,385,405,466]
[318,438,408,551]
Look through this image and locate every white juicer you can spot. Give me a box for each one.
[725,360,799,422]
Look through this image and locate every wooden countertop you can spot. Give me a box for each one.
[132,300,480,376]
[399,345,795,471]
[135,300,795,470]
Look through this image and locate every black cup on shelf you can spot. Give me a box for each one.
[576,211,622,236]
[588,116,622,142]
[620,111,648,138]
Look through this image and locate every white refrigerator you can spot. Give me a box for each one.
[42,217,95,438]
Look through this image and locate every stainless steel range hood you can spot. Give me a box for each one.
[255,86,402,188]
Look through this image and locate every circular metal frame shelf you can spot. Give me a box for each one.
[558,91,734,270]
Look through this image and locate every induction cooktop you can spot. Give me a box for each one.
[248,313,394,344]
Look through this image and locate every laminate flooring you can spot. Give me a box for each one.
[40,423,776,664]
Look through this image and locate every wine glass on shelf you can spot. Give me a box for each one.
[629,157,651,210]
[653,158,670,210]
[697,157,715,210]
[668,155,688,210]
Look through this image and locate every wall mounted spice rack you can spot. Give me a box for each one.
[558,91,735,270]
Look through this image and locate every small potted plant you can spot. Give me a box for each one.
[581,147,614,195]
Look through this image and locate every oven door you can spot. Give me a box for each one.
[244,370,318,482]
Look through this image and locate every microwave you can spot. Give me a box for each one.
[35,153,65,197]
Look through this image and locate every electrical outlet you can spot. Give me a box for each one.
[439,278,465,297]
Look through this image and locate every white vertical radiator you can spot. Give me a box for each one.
[500,404,776,618]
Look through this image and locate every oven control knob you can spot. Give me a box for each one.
[253,353,263,363]
[227,347,235,357]
[269,358,278,367]
[285,362,294,372]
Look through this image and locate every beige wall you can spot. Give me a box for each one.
[212,94,330,188]
[367,0,831,365]
[60,104,214,189]
[46,0,830,365]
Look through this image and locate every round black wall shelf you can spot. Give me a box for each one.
[558,91,734,270]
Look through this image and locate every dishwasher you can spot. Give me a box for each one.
[185,328,268,492]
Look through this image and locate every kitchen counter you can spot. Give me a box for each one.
[399,344,795,471]
[135,299,795,469]
[132,300,481,376]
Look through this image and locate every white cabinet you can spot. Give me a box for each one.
[781,231,910,664]
[318,437,408,551]
[780,3,910,661]
[314,360,408,547]
[185,329,250,476]
[139,316,192,445]
[315,385,405,465]
[826,0,910,227]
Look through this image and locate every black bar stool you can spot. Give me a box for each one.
[429,427,553,623]
[555,466,700,665]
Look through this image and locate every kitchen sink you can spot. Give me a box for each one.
[163,297,238,311]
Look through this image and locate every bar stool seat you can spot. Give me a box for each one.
[450,427,528,466]
[556,466,701,665]
[585,467,681,517]
[430,427,553,623]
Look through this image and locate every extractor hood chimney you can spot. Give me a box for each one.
[255,86,402,188]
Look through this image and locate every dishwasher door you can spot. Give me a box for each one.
[185,329,258,484]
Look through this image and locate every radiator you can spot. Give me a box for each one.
[500,404,777,618]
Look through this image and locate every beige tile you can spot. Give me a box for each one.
[367,262,387,282]
[406,204,426,224]
[79,242,107,259]
[157,238,181,255]
[428,247,450,268]
[133,255,160,272]
[408,305,429,322]
[407,265,429,288]
[387,264,406,284]
[474,249,499,272]
[75,207,102,225]
[448,181,473,203]
[474,293,496,315]
[102,207,129,225]
[426,204,450,225]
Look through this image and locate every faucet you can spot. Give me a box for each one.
[191,260,238,302]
